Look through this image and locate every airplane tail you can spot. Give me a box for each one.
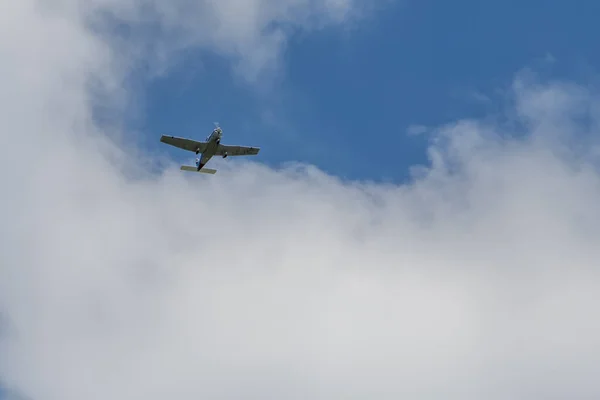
[180,165,217,174]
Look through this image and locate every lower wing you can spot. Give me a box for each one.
[215,144,260,156]
[160,135,207,153]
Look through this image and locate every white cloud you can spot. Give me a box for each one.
[2,1,600,399]
[80,0,378,83]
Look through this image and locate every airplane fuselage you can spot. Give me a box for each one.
[196,128,223,170]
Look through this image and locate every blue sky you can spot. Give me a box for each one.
[136,0,600,182]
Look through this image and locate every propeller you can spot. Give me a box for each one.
[213,121,223,135]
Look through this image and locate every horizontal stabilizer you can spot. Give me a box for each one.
[180,165,217,174]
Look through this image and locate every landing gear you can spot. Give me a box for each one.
[195,157,200,167]
[222,152,228,159]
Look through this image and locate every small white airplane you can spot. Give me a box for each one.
[160,123,260,174]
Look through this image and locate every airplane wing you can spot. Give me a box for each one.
[215,144,260,156]
[180,165,217,174]
[160,135,208,153]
